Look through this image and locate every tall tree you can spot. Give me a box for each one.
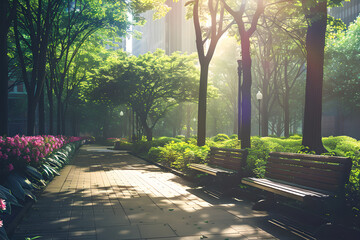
[222,0,264,148]
[253,2,306,137]
[189,0,233,146]
[13,0,62,135]
[0,0,16,136]
[301,0,335,153]
[127,51,199,141]
[83,50,199,141]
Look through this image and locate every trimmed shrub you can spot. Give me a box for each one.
[153,141,209,172]
[212,133,230,142]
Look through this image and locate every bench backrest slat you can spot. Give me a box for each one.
[266,152,352,193]
[208,147,247,172]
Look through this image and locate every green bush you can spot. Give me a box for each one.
[323,136,358,152]
[212,133,230,142]
[230,134,238,139]
[175,135,186,140]
[131,137,182,157]
[114,140,132,150]
[153,141,209,172]
[148,147,162,162]
[288,134,302,139]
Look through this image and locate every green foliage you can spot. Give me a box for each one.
[131,137,182,156]
[212,133,230,142]
[325,16,360,109]
[82,49,199,140]
[288,134,302,139]
[114,139,133,150]
[229,134,238,139]
[323,136,359,153]
[175,135,186,140]
[150,141,209,172]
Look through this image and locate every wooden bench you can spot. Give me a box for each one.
[242,152,352,212]
[189,147,248,179]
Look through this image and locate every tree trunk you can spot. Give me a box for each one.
[27,95,36,135]
[302,1,327,153]
[240,34,252,149]
[197,63,210,146]
[61,103,66,135]
[261,62,270,137]
[72,110,77,136]
[56,96,61,134]
[186,105,191,138]
[47,79,54,135]
[144,125,153,141]
[276,115,282,137]
[139,115,152,141]
[284,92,290,137]
[237,60,242,140]
[39,87,45,135]
[0,1,8,136]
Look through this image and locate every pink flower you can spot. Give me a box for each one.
[8,164,14,171]
[0,219,3,228]
[0,199,6,211]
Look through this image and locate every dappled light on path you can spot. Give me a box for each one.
[12,145,308,239]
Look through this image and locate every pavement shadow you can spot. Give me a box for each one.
[12,145,315,240]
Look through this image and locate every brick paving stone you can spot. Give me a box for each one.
[11,145,305,240]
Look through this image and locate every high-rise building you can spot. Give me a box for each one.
[132,0,196,56]
[329,0,360,26]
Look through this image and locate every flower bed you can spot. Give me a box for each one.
[0,135,89,240]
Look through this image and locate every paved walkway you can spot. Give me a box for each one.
[12,145,306,240]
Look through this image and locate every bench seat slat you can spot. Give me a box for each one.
[242,177,330,202]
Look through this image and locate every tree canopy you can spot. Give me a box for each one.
[82,49,199,140]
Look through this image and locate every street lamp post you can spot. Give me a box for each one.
[256,91,263,136]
